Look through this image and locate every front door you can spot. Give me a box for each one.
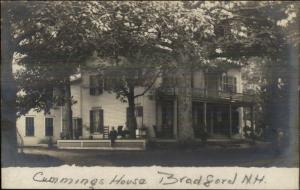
[161,101,174,138]
[207,104,230,137]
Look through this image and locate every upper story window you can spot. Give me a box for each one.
[221,73,237,93]
[89,75,103,95]
[90,108,104,133]
[25,117,34,136]
[126,106,144,119]
[45,118,53,136]
[103,76,113,91]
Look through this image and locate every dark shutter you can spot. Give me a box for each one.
[136,106,143,117]
[25,118,29,136]
[73,118,82,138]
[25,117,34,136]
[233,77,237,93]
[230,77,234,93]
[90,75,96,95]
[99,109,104,133]
[45,118,53,136]
[98,75,103,94]
[90,110,94,133]
[126,107,130,127]
[78,118,83,136]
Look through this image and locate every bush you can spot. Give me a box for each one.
[38,137,53,148]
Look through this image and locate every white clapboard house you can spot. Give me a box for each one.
[16,57,255,148]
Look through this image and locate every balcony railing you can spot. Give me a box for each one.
[156,87,254,104]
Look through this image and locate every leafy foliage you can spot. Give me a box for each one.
[15,1,107,115]
[8,1,299,141]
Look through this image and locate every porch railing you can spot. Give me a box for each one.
[156,87,254,103]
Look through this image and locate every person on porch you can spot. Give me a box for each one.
[109,127,117,147]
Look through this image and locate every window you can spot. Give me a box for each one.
[89,75,103,95]
[90,109,104,133]
[45,118,53,136]
[25,117,34,136]
[135,106,143,117]
[73,118,82,138]
[103,76,113,91]
[221,74,237,93]
[126,106,143,120]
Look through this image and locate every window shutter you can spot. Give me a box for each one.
[45,118,53,136]
[90,75,96,95]
[25,118,29,136]
[50,118,53,136]
[103,76,111,91]
[233,77,237,93]
[31,118,34,136]
[73,118,83,137]
[136,106,143,117]
[126,107,130,127]
[90,110,94,133]
[78,118,83,136]
[26,117,34,136]
[99,109,104,133]
[98,75,103,94]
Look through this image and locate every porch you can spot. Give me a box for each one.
[154,87,255,140]
[57,139,147,150]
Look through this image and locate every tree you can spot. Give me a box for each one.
[15,1,107,139]
[88,1,172,138]
[94,1,293,141]
[2,1,42,163]
[150,1,239,141]
[230,1,299,149]
[1,1,105,162]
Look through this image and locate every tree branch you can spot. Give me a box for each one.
[134,71,161,98]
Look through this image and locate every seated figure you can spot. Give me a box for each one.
[117,126,124,137]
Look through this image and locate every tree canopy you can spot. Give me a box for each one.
[2,1,298,152]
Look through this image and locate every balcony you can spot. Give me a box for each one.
[156,87,254,104]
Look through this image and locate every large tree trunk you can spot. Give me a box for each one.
[127,86,137,138]
[1,11,18,164]
[63,78,73,139]
[176,53,194,142]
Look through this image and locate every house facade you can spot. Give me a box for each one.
[16,62,255,146]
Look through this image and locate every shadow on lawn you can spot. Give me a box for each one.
[2,146,297,168]
[2,153,65,168]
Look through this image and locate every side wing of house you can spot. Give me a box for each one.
[16,108,62,146]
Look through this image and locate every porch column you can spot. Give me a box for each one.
[238,107,244,137]
[203,102,207,132]
[243,107,247,128]
[250,105,254,129]
[229,103,232,137]
[156,100,162,132]
[174,99,178,139]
